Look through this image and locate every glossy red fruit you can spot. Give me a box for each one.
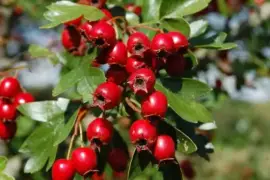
[165,54,186,77]
[87,118,113,145]
[89,0,107,8]
[129,119,157,149]
[180,159,196,179]
[71,147,97,176]
[79,21,94,40]
[128,68,156,96]
[124,3,142,16]
[101,9,112,21]
[126,56,146,74]
[151,33,174,58]
[141,91,168,118]
[108,148,129,172]
[52,159,75,180]
[106,41,128,66]
[64,16,83,27]
[153,135,175,161]
[0,77,21,97]
[127,32,151,57]
[93,82,122,110]
[167,32,188,51]
[89,21,116,48]
[106,65,128,85]
[0,121,17,140]
[61,26,81,51]
[0,102,17,120]
[14,92,35,107]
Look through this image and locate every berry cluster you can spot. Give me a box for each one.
[0,77,34,140]
[55,0,191,179]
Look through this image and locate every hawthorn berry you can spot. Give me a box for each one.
[124,3,142,16]
[106,65,128,85]
[0,101,17,120]
[125,56,146,74]
[89,21,116,48]
[141,91,168,118]
[0,77,21,98]
[128,68,156,96]
[180,159,196,179]
[151,33,174,58]
[108,148,129,172]
[106,41,128,66]
[127,32,151,57]
[14,92,35,107]
[79,21,94,41]
[0,121,17,140]
[87,117,113,145]
[101,9,113,21]
[71,147,97,176]
[153,135,175,161]
[129,119,157,150]
[89,0,107,8]
[61,26,81,52]
[64,16,83,27]
[93,82,122,110]
[52,159,75,180]
[165,54,186,77]
[167,32,189,51]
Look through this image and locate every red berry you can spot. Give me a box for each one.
[87,117,113,145]
[0,121,17,140]
[141,91,168,118]
[89,21,116,48]
[14,92,35,107]
[106,65,128,85]
[0,101,17,120]
[101,9,112,21]
[151,33,174,58]
[64,16,83,27]
[153,135,175,161]
[108,148,129,172]
[127,32,151,57]
[215,79,222,89]
[71,147,97,176]
[93,82,122,110]
[61,26,81,52]
[52,159,75,180]
[0,77,21,97]
[126,56,146,74]
[167,32,188,51]
[125,3,142,16]
[180,159,196,179]
[106,41,128,66]
[165,54,186,77]
[129,119,157,149]
[89,0,107,8]
[79,21,94,41]
[128,68,156,96]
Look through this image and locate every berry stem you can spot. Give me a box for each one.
[125,97,141,113]
[79,122,84,147]
[128,24,163,33]
[66,107,87,159]
[0,66,28,77]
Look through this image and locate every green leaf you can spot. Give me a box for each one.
[161,17,190,37]
[174,125,197,154]
[186,49,198,67]
[28,45,58,64]
[46,146,58,171]
[0,173,15,180]
[127,149,154,180]
[126,12,140,26]
[155,81,213,123]
[18,98,69,122]
[24,152,49,173]
[77,67,106,103]
[15,116,35,137]
[190,20,208,38]
[41,1,104,29]
[0,156,7,172]
[140,0,162,22]
[160,0,211,18]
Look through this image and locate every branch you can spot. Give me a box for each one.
[125,97,141,113]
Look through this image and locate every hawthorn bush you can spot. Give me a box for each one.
[0,0,238,179]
